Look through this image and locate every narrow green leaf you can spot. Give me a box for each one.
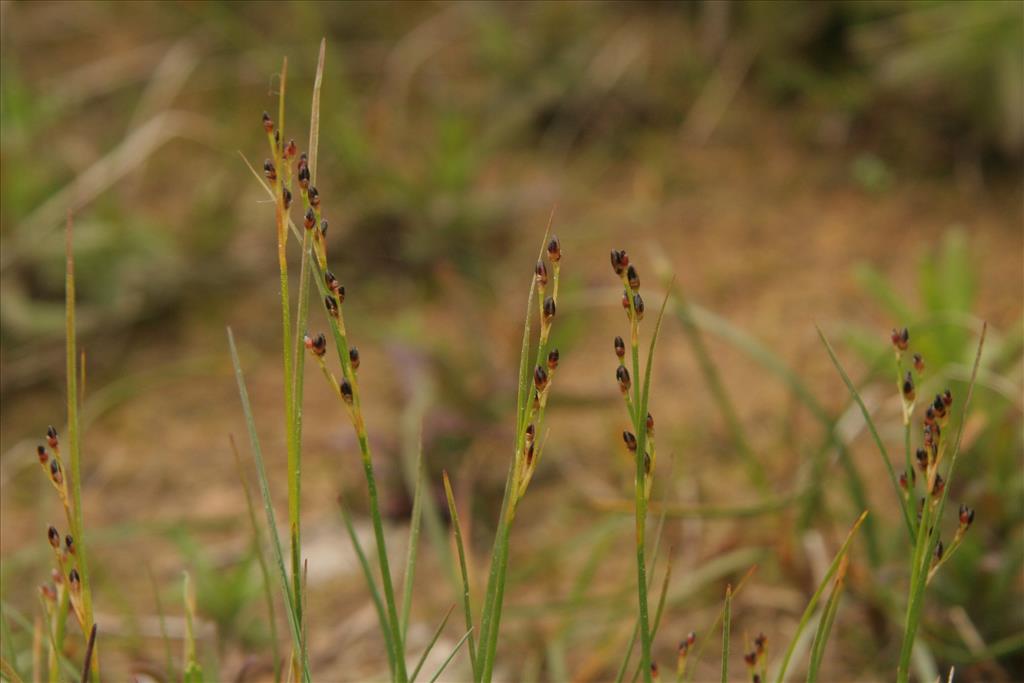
[806,557,848,683]
[721,585,732,683]
[773,511,867,683]
[410,604,455,682]
[443,471,478,678]
[337,497,398,680]
[631,551,674,683]
[401,440,426,642]
[79,624,97,683]
[428,628,474,683]
[226,328,309,683]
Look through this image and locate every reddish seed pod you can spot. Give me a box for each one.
[349,347,360,369]
[285,139,297,159]
[623,430,638,452]
[932,474,945,497]
[614,336,625,358]
[282,187,292,209]
[40,584,57,602]
[535,260,548,286]
[297,165,310,189]
[50,459,63,485]
[534,365,549,391]
[325,270,340,292]
[547,348,559,371]
[297,152,308,169]
[340,379,353,404]
[304,334,327,358]
[47,426,59,448]
[755,633,766,653]
[324,295,339,317]
[65,535,74,554]
[262,111,273,132]
[958,504,975,528]
[621,291,630,311]
[68,569,80,590]
[633,293,645,320]
[304,208,316,230]
[687,632,696,647]
[935,540,944,560]
[891,327,910,351]
[913,353,925,373]
[610,249,630,276]
[902,371,915,401]
[646,412,654,435]
[626,265,640,291]
[47,526,60,548]
[915,448,928,470]
[543,296,556,321]
[51,569,62,585]
[526,442,535,466]
[643,451,651,475]
[547,235,561,262]
[525,423,535,445]
[650,662,659,680]
[753,675,762,683]
[308,186,320,208]
[37,445,48,464]
[320,218,329,237]
[744,651,757,667]
[942,389,953,407]
[616,365,631,393]
[263,159,276,181]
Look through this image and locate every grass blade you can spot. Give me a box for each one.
[229,434,281,681]
[773,511,867,683]
[337,496,398,679]
[630,550,674,683]
[226,328,309,682]
[410,604,456,682]
[401,439,426,642]
[443,471,478,678]
[182,572,203,683]
[721,585,732,683]
[816,326,913,539]
[428,628,474,683]
[79,624,97,683]
[146,563,175,683]
[806,556,848,683]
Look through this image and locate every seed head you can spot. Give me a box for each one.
[284,139,297,159]
[744,651,757,667]
[899,470,916,491]
[935,540,944,561]
[40,584,57,602]
[626,265,640,291]
[340,379,353,404]
[282,187,292,209]
[297,152,308,169]
[543,296,556,321]
[535,260,548,287]
[349,347,360,369]
[621,291,630,312]
[65,535,74,554]
[50,459,63,485]
[47,426,58,448]
[320,218,329,237]
[525,423,535,446]
[646,412,654,435]
[633,293,645,320]
[610,249,629,276]
[942,389,953,407]
[902,371,915,402]
[547,348,559,371]
[324,295,339,317]
[932,474,945,498]
[915,448,928,471]
[547,235,561,262]
[304,333,327,357]
[308,186,320,208]
[932,394,947,417]
[263,159,277,181]
[297,164,310,190]
[37,445,48,464]
[754,633,766,653]
[616,365,631,393]
[650,662,659,680]
[47,526,60,548]
[534,365,549,391]
[304,207,316,230]
[958,504,975,528]
[643,451,651,475]
[68,569,80,591]
[623,430,638,452]
[261,111,273,133]
[913,353,925,373]
[891,327,909,351]
[614,336,625,359]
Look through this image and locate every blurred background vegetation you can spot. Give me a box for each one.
[1,2,1021,681]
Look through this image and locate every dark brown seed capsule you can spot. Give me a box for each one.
[626,265,640,291]
[320,218,329,237]
[308,186,320,208]
[340,379,353,404]
[262,111,273,132]
[913,353,925,373]
[304,208,316,230]
[534,365,549,391]
[65,535,74,554]
[68,569,80,590]
[543,296,556,321]
[687,632,696,647]
[37,445,48,464]
[932,474,945,497]
[525,423,535,445]
[614,336,625,358]
[935,540,944,560]
[915,447,928,470]
[547,349,559,371]
[610,249,630,276]
[633,293,645,320]
[284,139,297,159]
[47,426,58,448]
[616,365,631,393]
[924,406,936,424]
[744,651,757,667]
[526,442,535,466]
[50,459,62,485]
[753,675,761,683]
[263,159,277,181]
[621,291,630,311]
[623,430,637,452]
[933,394,946,415]
[958,504,974,527]
[297,165,310,189]
[547,235,561,262]
[902,371,915,401]
[324,295,338,317]
[650,662,659,679]
[47,526,60,548]
[297,152,308,168]
[282,187,292,209]
[274,130,280,146]
[325,270,339,292]
[643,451,651,475]
[891,327,909,351]
[535,260,548,286]
[349,347,360,369]
[646,412,654,435]
[754,633,766,652]
[899,470,914,491]
[942,389,953,407]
